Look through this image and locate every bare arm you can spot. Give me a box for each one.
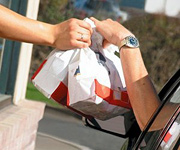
[91,17,161,130]
[0,5,92,50]
[120,47,161,130]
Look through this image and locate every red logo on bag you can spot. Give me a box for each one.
[51,82,68,104]
[94,79,132,109]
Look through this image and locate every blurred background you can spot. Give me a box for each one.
[0,0,180,150]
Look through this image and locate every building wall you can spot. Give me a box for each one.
[165,0,180,17]
[0,100,45,150]
[145,0,180,17]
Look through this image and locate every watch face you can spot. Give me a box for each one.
[127,36,139,48]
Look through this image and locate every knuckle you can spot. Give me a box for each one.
[69,18,77,24]
[69,31,75,38]
[68,20,75,27]
[107,18,113,22]
[70,39,75,46]
[69,18,75,22]
[84,21,90,27]
[82,42,87,48]
[69,25,77,31]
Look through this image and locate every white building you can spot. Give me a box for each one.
[145,0,180,17]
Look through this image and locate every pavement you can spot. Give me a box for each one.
[35,106,126,150]
[35,132,90,150]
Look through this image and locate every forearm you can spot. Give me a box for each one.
[0,5,55,46]
[120,47,161,130]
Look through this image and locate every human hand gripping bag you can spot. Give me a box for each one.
[32,18,132,120]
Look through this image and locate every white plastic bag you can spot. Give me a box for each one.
[32,18,132,120]
[68,48,131,120]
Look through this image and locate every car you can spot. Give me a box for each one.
[0,39,3,58]
[83,68,180,150]
[72,0,128,22]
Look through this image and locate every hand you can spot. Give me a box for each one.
[52,18,93,50]
[90,17,133,48]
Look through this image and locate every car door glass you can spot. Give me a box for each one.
[170,86,180,103]
[0,38,4,71]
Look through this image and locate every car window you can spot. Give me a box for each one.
[0,38,3,67]
[170,86,180,103]
[139,83,180,150]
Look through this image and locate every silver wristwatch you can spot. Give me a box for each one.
[118,36,139,49]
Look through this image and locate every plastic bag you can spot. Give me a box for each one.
[32,18,132,120]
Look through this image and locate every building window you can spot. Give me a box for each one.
[0,0,11,72]
[0,0,28,102]
[0,38,4,70]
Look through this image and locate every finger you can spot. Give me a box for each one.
[78,33,90,42]
[73,40,89,48]
[77,27,91,36]
[77,20,93,34]
[103,39,111,48]
[79,33,92,46]
[90,17,100,25]
[90,17,103,33]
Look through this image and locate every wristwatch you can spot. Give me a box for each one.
[118,36,139,50]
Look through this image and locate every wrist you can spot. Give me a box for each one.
[120,47,140,57]
[33,21,56,47]
[46,24,57,47]
[116,30,134,44]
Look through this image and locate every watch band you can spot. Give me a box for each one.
[118,36,139,50]
[117,38,127,49]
